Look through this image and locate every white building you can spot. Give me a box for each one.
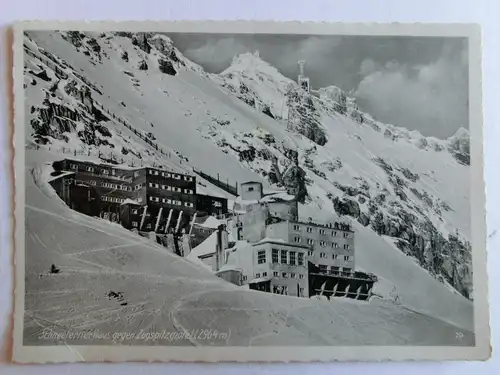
[266,220,355,275]
[225,239,309,297]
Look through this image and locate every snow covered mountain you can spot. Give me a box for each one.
[22,30,473,329]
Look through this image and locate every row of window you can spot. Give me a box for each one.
[294,236,351,250]
[318,253,353,261]
[245,272,306,280]
[267,249,305,266]
[75,179,96,186]
[317,265,353,274]
[292,224,351,238]
[148,196,194,207]
[70,164,195,182]
[100,182,132,191]
[147,182,193,194]
[100,196,125,203]
[147,169,194,181]
[72,164,123,178]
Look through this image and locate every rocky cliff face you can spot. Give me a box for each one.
[447,127,471,166]
[286,88,327,146]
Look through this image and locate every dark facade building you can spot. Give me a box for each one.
[51,158,227,234]
[196,194,228,217]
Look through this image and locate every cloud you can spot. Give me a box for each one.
[354,41,468,138]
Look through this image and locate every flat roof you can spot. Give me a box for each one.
[252,239,310,250]
[62,158,194,177]
[241,181,262,186]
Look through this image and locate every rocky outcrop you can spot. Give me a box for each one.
[286,88,327,146]
[158,58,177,75]
[121,51,129,62]
[447,127,470,165]
[138,60,148,70]
[282,163,308,203]
[331,196,361,218]
[132,33,152,54]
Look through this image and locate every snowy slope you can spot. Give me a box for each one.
[23,30,473,331]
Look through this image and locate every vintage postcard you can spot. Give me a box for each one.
[11,21,490,363]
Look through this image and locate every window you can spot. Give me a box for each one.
[175,187,182,192]
[343,267,352,273]
[255,273,261,278]
[86,166,94,172]
[148,169,153,175]
[289,251,296,265]
[273,271,279,277]
[161,185,166,189]
[70,164,77,170]
[299,274,304,279]
[344,244,350,250]
[332,231,337,237]
[262,272,267,277]
[298,253,304,266]
[146,224,152,229]
[293,236,301,243]
[293,224,300,231]
[332,254,339,260]
[102,169,109,175]
[148,182,153,187]
[155,184,160,188]
[331,242,339,248]
[331,266,340,273]
[307,238,314,245]
[272,248,279,263]
[320,240,326,247]
[280,250,287,264]
[344,232,349,238]
[166,186,172,191]
[308,251,313,256]
[166,199,172,204]
[184,189,193,194]
[319,229,325,235]
[134,171,140,178]
[344,255,350,261]
[257,250,266,264]
[248,187,254,192]
[132,209,138,215]
[319,265,327,273]
[184,202,194,208]
[306,227,312,233]
[132,221,138,227]
[282,272,288,278]
[320,252,326,258]
[111,169,116,176]
[290,273,296,279]
[242,276,247,281]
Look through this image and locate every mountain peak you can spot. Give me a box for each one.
[222,51,283,78]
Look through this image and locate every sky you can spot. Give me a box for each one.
[168,33,469,139]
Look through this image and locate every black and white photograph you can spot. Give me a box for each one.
[12,21,489,363]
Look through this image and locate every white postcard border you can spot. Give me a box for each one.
[11,20,491,363]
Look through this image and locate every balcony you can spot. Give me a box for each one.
[311,269,378,282]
